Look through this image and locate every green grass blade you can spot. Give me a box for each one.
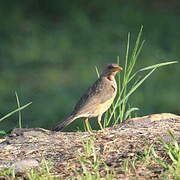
[95,66,100,78]
[120,68,157,105]
[123,32,130,85]
[127,26,143,77]
[0,130,6,135]
[124,107,139,120]
[128,61,178,84]
[15,91,22,128]
[0,102,32,122]
[139,61,178,71]
[167,130,180,151]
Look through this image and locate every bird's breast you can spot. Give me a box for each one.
[97,95,116,115]
[96,77,117,114]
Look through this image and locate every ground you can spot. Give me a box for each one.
[0,113,180,179]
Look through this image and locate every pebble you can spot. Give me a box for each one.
[12,159,40,173]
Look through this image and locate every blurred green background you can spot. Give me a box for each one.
[0,0,179,131]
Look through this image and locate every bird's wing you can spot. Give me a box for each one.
[72,77,116,115]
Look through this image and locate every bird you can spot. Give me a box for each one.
[52,63,123,133]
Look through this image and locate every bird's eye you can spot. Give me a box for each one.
[108,65,112,69]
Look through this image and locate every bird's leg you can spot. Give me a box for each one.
[97,115,108,135]
[84,118,93,134]
[97,115,104,131]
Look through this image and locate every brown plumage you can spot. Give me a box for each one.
[52,63,123,132]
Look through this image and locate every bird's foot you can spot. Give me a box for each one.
[98,128,108,136]
[87,129,94,136]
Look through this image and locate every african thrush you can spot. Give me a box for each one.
[53,63,123,132]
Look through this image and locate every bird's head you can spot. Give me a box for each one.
[102,63,123,77]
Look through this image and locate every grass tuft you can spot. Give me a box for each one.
[0,94,32,134]
[71,136,114,180]
[0,102,32,123]
[15,91,22,128]
[152,130,180,179]
[102,27,178,127]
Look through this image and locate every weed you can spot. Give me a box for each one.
[100,27,177,127]
[152,130,180,179]
[72,137,114,180]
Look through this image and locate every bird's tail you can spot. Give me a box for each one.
[52,115,76,131]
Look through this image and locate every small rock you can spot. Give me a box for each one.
[12,159,40,173]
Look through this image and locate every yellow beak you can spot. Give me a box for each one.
[113,66,123,71]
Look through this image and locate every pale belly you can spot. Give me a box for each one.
[97,96,115,115]
[76,96,116,118]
